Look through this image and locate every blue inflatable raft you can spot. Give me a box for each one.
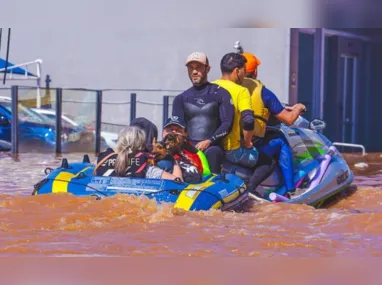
[33,156,248,211]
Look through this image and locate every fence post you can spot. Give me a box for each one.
[43,74,52,109]
[55,88,62,154]
[162,95,169,127]
[45,75,51,89]
[11,86,19,155]
[95,90,103,154]
[130,93,136,123]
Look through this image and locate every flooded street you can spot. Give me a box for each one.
[0,152,381,257]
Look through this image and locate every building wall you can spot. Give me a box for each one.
[5,28,290,99]
[2,1,293,135]
[2,3,291,102]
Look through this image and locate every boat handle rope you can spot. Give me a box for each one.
[214,172,230,183]
[32,178,109,198]
[44,167,54,175]
[145,188,226,205]
[32,178,235,206]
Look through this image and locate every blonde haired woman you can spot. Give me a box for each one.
[94,126,182,180]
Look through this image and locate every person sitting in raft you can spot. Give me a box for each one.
[129,117,176,168]
[130,117,158,152]
[160,116,212,183]
[94,125,183,180]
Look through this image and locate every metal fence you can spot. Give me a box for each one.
[0,85,369,156]
[0,86,180,155]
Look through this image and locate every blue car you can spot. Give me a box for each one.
[0,98,95,153]
[0,139,11,151]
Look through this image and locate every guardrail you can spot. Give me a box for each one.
[333,142,366,156]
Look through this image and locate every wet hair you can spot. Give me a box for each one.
[220,52,247,74]
[114,126,146,176]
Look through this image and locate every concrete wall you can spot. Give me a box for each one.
[4,28,290,97]
[2,0,291,133]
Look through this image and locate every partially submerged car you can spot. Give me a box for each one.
[31,108,118,149]
[0,97,95,153]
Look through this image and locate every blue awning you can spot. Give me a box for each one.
[0,58,35,76]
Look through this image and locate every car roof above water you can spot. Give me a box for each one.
[0,96,11,103]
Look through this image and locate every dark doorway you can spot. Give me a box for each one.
[323,35,366,144]
[293,29,382,151]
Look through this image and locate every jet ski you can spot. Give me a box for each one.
[222,117,354,208]
[32,156,248,212]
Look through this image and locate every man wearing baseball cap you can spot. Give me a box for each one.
[242,52,261,80]
[241,52,306,196]
[161,116,211,183]
[171,52,234,174]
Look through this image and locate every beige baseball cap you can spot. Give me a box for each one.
[185,52,209,66]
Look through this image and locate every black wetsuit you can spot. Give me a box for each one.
[172,82,234,173]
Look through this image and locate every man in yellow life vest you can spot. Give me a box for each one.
[241,52,306,196]
[212,53,258,168]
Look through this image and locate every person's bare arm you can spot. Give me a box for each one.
[172,163,183,180]
[242,129,254,149]
[261,87,306,126]
[161,163,183,181]
[275,103,306,125]
[195,139,211,151]
[238,89,255,149]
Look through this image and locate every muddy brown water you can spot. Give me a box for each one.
[0,152,381,257]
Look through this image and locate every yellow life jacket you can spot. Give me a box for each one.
[242,77,270,138]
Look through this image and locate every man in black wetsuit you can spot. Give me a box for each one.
[172,52,235,173]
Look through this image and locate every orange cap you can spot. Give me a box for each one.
[242,52,261,73]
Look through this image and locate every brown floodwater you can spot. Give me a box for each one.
[0,152,381,257]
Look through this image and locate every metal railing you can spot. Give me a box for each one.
[4,85,369,157]
[333,142,366,156]
[4,86,180,155]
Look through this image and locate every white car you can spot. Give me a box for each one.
[32,108,118,149]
